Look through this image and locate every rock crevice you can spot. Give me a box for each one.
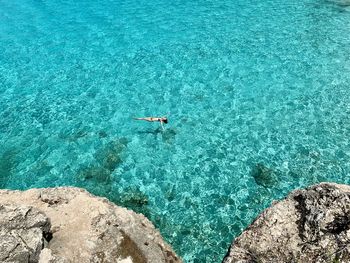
[0,204,51,263]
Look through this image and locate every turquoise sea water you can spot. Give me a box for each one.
[1,0,350,261]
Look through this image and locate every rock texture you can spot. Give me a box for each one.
[0,204,51,262]
[0,187,181,263]
[223,183,350,263]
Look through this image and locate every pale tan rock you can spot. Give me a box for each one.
[0,187,181,263]
[39,248,68,263]
[223,183,350,263]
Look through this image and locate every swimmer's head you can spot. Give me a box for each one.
[162,117,168,124]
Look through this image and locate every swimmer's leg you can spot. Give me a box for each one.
[133,117,153,122]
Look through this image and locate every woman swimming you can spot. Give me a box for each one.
[133,116,168,130]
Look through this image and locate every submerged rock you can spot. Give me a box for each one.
[76,137,128,195]
[0,187,181,263]
[94,138,127,172]
[251,163,277,187]
[0,148,19,188]
[118,187,149,208]
[222,183,350,263]
[77,166,112,184]
[327,0,350,7]
[161,129,177,143]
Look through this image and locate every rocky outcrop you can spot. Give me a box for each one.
[0,187,181,263]
[0,205,51,262]
[223,183,350,263]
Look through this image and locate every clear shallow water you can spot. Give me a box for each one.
[1,0,350,261]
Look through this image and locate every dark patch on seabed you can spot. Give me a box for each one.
[251,163,278,188]
[322,0,350,12]
[77,137,127,182]
[114,186,149,210]
[0,149,19,188]
[78,166,112,184]
[137,127,177,143]
[162,128,177,143]
[75,137,150,216]
[76,137,127,198]
[325,0,350,7]
[103,186,152,221]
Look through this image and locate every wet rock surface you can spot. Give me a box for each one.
[223,183,350,263]
[0,187,181,263]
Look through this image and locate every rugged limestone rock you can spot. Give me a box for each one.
[223,183,350,263]
[0,204,51,263]
[0,187,181,263]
